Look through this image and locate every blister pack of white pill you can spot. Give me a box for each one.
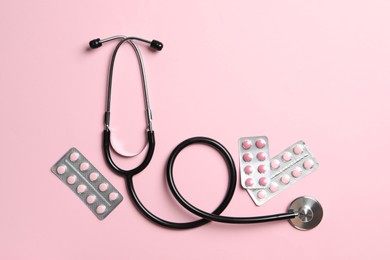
[51,147,123,220]
[238,136,271,189]
[247,141,319,206]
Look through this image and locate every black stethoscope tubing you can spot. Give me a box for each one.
[90,36,298,229]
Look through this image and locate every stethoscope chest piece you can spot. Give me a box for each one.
[288,196,323,231]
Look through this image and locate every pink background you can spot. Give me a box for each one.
[1,0,389,259]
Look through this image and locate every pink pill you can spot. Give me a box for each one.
[96,205,106,214]
[86,195,96,204]
[67,175,77,185]
[69,152,80,162]
[56,165,67,175]
[77,184,87,194]
[257,190,267,199]
[255,139,266,149]
[303,159,314,169]
[291,167,302,178]
[99,183,108,192]
[109,192,119,201]
[243,152,253,162]
[89,172,99,181]
[293,145,303,155]
[269,182,279,192]
[245,178,254,187]
[242,139,252,149]
[257,152,267,161]
[244,165,253,174]
[270,159,280,169]
[282,152,292,162]
[280,175,290,184]
[80,162,89,171]
[259,177,268,186]
[258,164,267,173]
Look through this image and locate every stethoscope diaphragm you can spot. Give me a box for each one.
[288,196,323,230]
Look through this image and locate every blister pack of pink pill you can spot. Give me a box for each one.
[238,136,271,189]
[238,137,319,206]
[51,148,123,220]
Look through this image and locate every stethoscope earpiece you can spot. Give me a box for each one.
[89,38,102,49]
[150,40,163,51]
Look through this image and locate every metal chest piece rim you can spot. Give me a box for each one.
[288,196,323,231]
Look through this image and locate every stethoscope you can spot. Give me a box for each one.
[89,35,323,230]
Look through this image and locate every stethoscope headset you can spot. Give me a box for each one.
[89,35,323,230]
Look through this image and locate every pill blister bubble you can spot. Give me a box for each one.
[280,175,290,184]
[242,139,252,149]
[96,205,106,214]
[282,152,292,161]
[57,165,67,175]
[77,184,87,194]
[259,177,268,186]
[243,152,253,162]
[257,190,267,199]
[303,159,314,169]
[244,165,253,174]
[258,165,267,173]
[99,183,108,192]
[255,139,266,148]
[69,152,80,162]
[269,182,279,192]
[67,175,77,185]
[109,192,119,201]
[270,159,280,169]
[291,167,302,178]
[245,178,254,187]
[257,152,267,161]
[293,144,303,155]
[89,172,99,181]
[80,162,89,171]
[87,195,96,204]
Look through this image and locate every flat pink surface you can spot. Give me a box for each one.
[1,0,389,259]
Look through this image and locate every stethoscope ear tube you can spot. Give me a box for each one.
[103,129,155,177]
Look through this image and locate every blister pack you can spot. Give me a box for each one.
[238,136,271,189]
[51,148,123,220]
[247,141,319,206]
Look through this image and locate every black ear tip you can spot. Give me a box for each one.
[89,38,102,49]
[150,40,163,51]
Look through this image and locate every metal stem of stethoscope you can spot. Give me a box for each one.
[91,36,158,132]
[89,36,163,176]
[89,36,323,230]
